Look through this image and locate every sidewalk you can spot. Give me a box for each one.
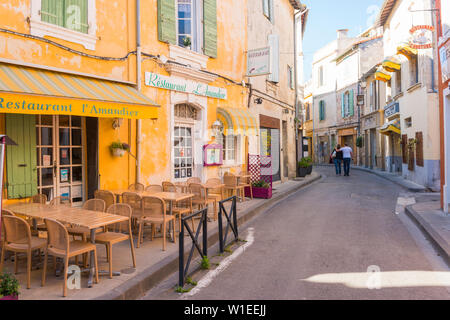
[5,172,321,300]
[316,164,427,192]
[404,195,450,265]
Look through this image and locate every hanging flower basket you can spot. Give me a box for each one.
[110,141,130,157]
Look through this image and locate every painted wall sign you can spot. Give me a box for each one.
[440,41,450,82]
[384,102,400,118]
[409,25,434,49]
[0,92,158,119]
[246,47,271,77]
[145,72,227,100]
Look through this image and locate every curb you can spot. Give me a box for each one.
[315,164,427,192]
[96,172,322,300]
[404,204,450,266]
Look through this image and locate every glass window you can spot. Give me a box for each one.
[174,125,193,179]
[177,0,194,49]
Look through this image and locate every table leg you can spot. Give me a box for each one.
[87,229,96,288]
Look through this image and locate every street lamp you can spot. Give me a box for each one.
[211,120,223,139]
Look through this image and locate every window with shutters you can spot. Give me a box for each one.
[395,70,402,95]
[176,0,202,52]
[218,133,237,163]
[268,34,279,83]
[343,91,350,117]
[30,0,96,50]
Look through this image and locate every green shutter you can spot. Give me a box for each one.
[319,101,325,121]
[341,92,345,118]
[6,114,37,199]
[64,0,89,34]
[41,0,64,27]
[204,0,217,58]
[158,0,177,45]
[349,89,354,116]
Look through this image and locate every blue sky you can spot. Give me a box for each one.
[302,0,385,82]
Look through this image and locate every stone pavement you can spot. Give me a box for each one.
[2,172,321,300]
[404,194,450,265]
[316,164,428,192]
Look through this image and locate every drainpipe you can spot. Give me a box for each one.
[136,0,142,184]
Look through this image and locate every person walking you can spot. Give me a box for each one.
[341,143,353,176]
[331,145,343,175]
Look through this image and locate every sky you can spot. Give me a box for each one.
[302,0,385,82]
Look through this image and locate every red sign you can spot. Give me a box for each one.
[409,25,435,49]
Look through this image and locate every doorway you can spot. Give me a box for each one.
[36,115,85,205]
[260,127,281,182]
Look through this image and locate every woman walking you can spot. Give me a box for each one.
[331,145,343,175]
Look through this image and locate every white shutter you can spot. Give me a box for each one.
[268,34,279,83]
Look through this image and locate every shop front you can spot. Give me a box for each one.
[381,101,402,174]
[0,62,159,205]
[338,127,357,155]
[259,114,281,182]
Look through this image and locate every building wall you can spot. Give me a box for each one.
[383,0,440,190]
[0,0,250,203]
[247,0,298,181]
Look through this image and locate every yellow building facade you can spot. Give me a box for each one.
[0,0,253,205]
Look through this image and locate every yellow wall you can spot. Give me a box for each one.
[0,0,249,201]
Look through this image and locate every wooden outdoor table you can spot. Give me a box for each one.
[174,182,225,198]
[108,190,195,242]
[4,203,129,287]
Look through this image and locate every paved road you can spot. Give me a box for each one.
[145,167,450,300]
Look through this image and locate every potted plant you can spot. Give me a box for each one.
[245,180,272,199]
[297,158,309,177]
[182,36,191,50]
[304,156,313,175]
[0,273,20,300]
[110,141,130,157]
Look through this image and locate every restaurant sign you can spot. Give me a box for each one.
[145,72,227,100]
[384,101,400,118]
[0,92,158,119]
[409,25,434,49]
[246,47,271,77]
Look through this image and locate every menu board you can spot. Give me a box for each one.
[203,144,223,167]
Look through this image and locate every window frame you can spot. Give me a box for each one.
[30,0,97,50]
[176,0,204,54]
[343,91,350,117]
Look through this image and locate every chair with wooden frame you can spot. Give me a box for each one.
[206,178,223,220]
[31,194,47,204]
[49,196,72,207]
[162,181,177,192]
[93,204,136,279]
[128,183,145,192]
[189,183,217,220]
[140,196,175,251]
[238,170,253,200]
[187,177,201,185]
[121,192,143,232]
[145,185,163,193]
[41,218,99,297]
[94,190,115,212]
[223,174,245,202]
[0,215,47,289]
[1,209,15,216]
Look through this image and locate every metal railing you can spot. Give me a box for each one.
[178,208,208,287]
[218,196,238,253]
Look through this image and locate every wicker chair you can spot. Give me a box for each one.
[187,177,201,184]
[49,196,72,207]
[0,215,47,289]
[162,181,177,192]
[128,183,145,192]
[94,190,115,212]
[42,218,99,297]
[140,196,175,251]
[31,194,47,204]
[145,185,163,193]
[238,171,253,200]
[189,183,217,219]
[121,192,143,225]
[223,174,245,202]
[94,204,136,278]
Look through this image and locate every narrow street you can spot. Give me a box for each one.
[145,167,450,300]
